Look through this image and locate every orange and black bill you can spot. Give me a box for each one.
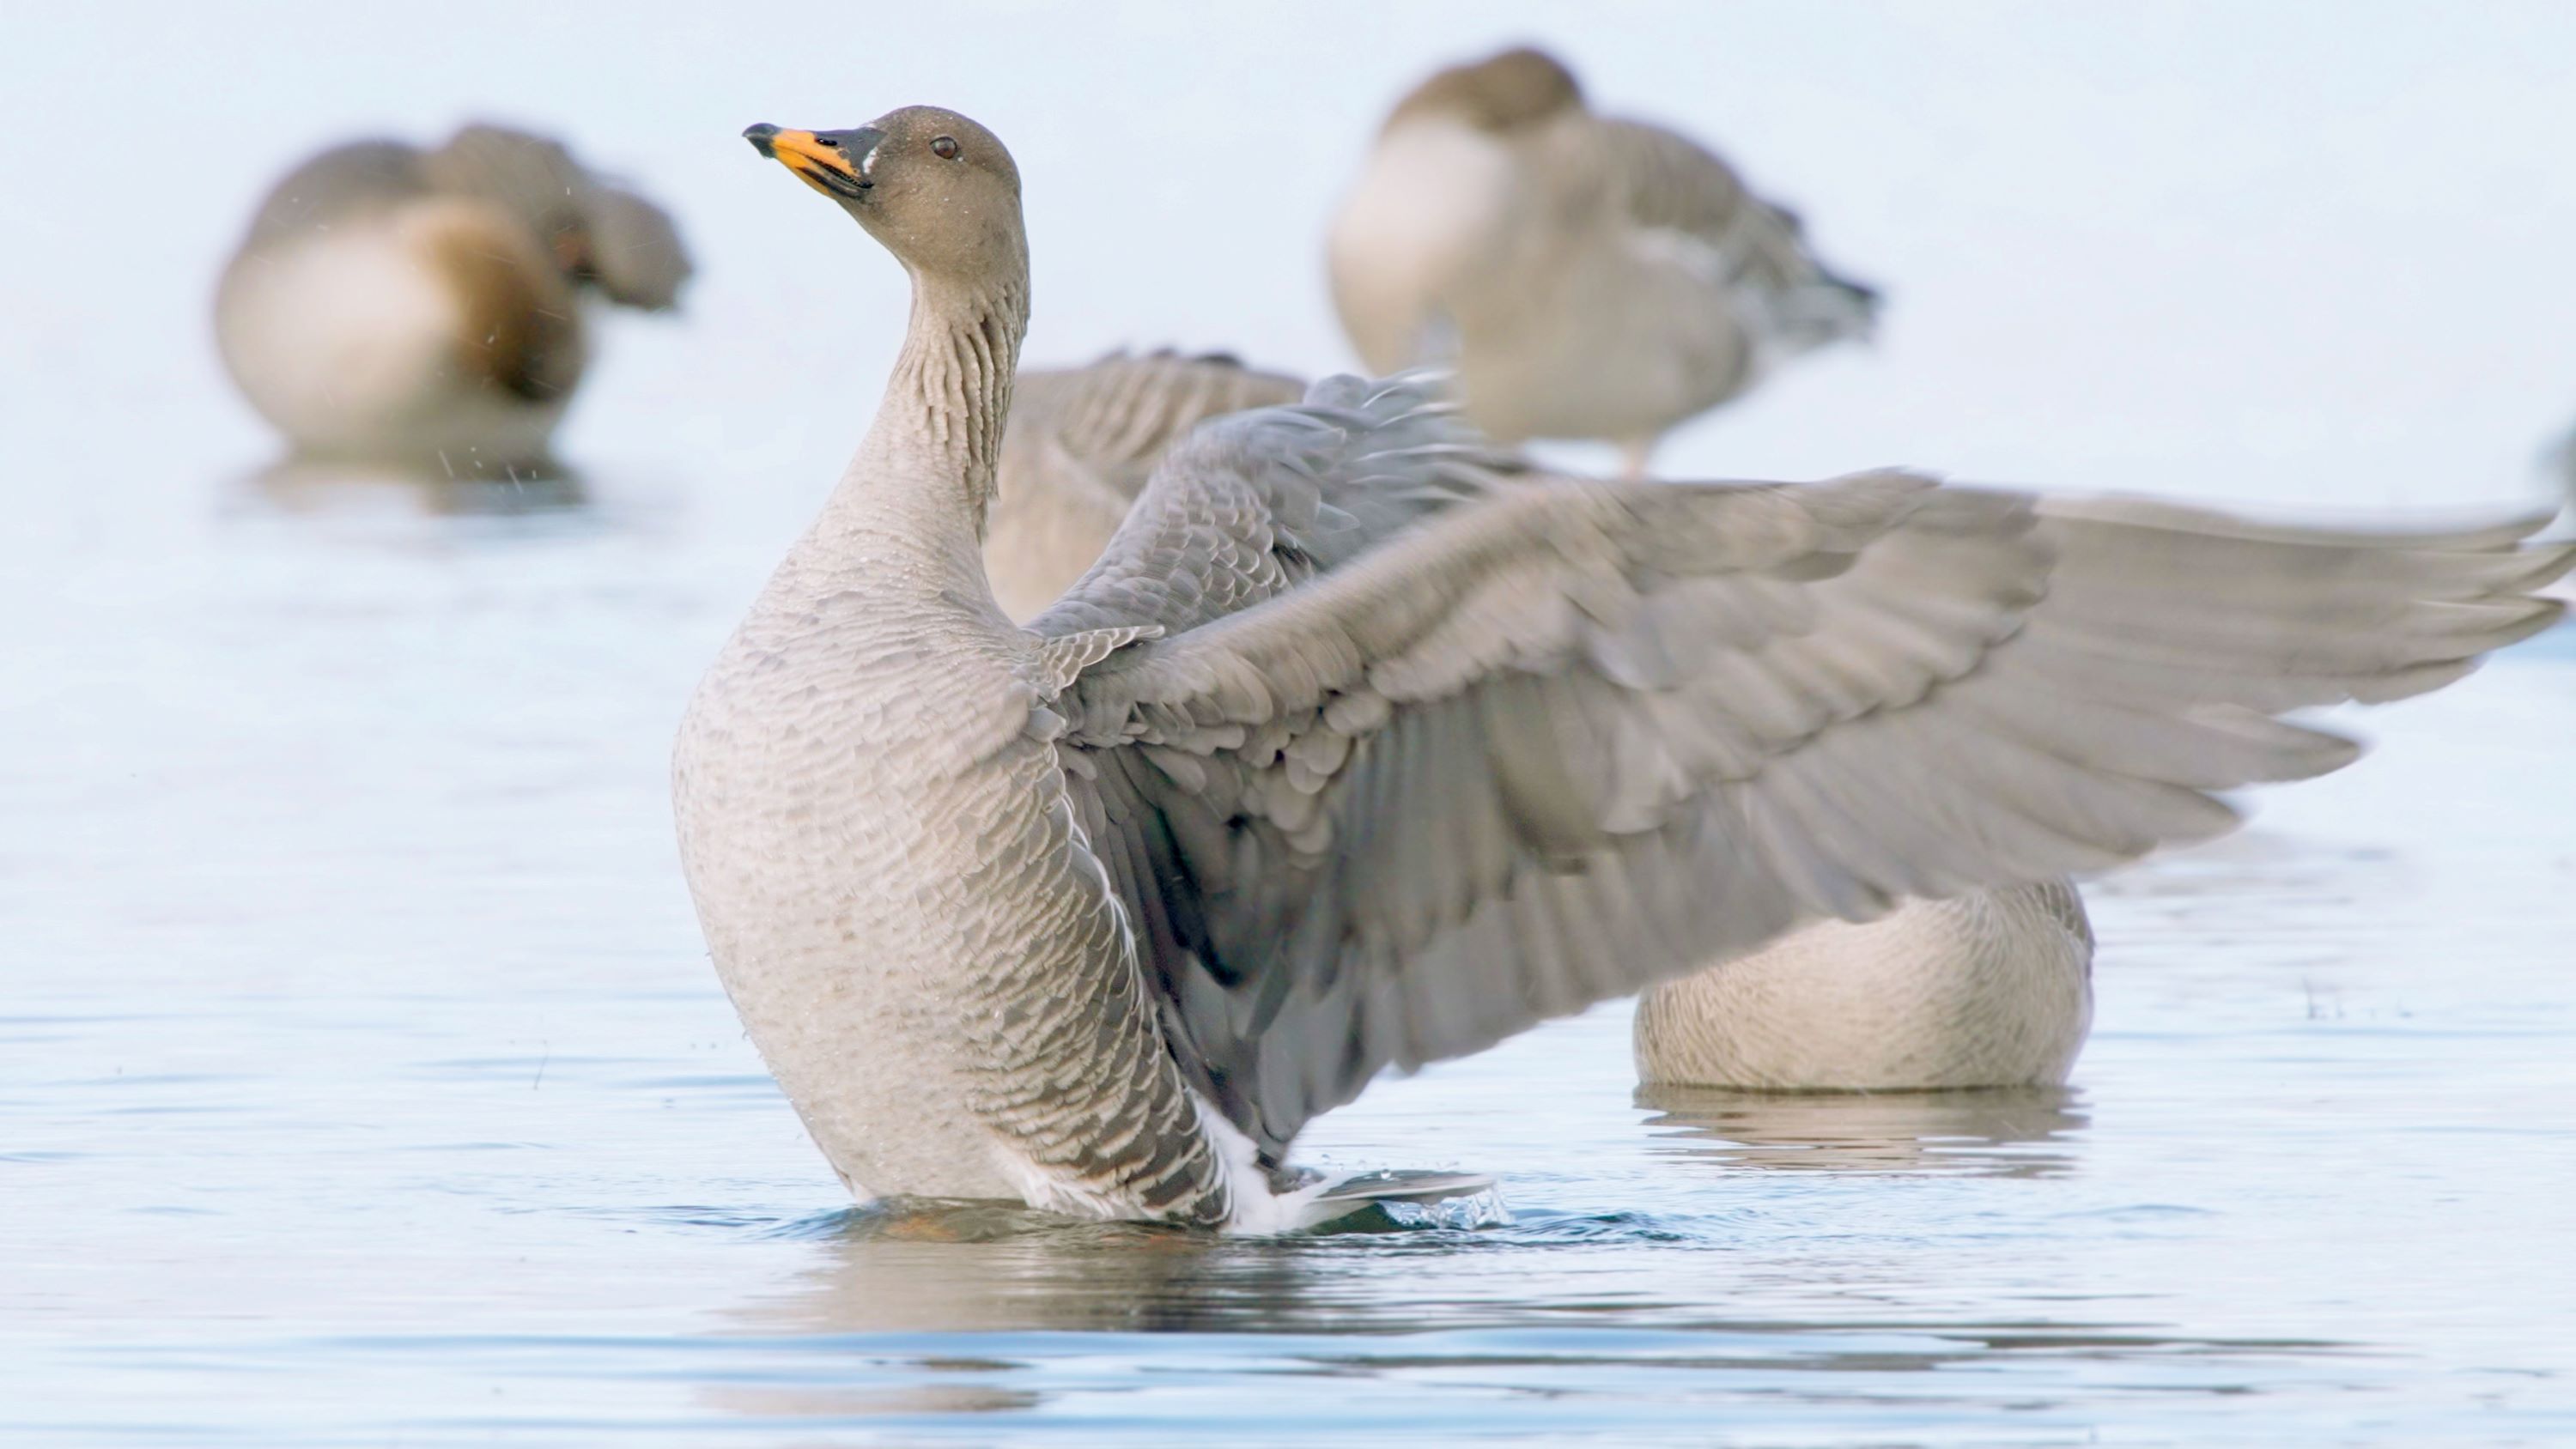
[743,123,879,199]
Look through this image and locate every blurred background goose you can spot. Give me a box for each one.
[215,123,691,478]
[1636,881,2094,1090]
[679,107,2572,1228]
[1328,46,1878,476]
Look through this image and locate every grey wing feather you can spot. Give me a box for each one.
[1053,456,2571,1162]
[1597,119,1759,244]
[1026,373,1514,639]
[1008,349,1309,500]
[2027,877,2096,955]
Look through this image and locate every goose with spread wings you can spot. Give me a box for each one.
[675,106,2572,1231]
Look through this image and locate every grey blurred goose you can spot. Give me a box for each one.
[1636,881,2094,1089]
[673,106,2571,1230]
[1330,46,1876,475]
[987,360,2095,1091]
[216,124,691,476]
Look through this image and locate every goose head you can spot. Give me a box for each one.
[1385,46,1586,135]
[744,107,1025,287]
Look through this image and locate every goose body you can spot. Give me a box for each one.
[677,107,2569,1230]
[987,352,2094,1092]
[678,555,1194,1210]
[1329,48,1876,470]
[216,126,690,475]
[1636,882,2094,1090]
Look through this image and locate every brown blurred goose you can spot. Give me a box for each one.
[674,106,2569,1230]
[1329,47,1876,475]
[215,124,691,476]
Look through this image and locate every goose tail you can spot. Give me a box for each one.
[1780,258,1883,350]
[1196,1092,1498,1233]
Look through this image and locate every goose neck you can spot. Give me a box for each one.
[805,267,1029,590]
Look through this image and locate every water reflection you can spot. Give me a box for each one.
[704,1187,2365,1436]
[229,454,590,518]
[1633,1085,2089,1178]
[2086,828,2397,906]
[698,1379,1042,1421]
[732,1202,1337,1336]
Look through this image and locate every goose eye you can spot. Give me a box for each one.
[930,136,961,161]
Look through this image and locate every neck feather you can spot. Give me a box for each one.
[797,260,1029,592]
[878,268,1028,533]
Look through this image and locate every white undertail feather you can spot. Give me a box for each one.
[1194,1093,1496,1234]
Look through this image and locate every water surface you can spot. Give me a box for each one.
[4,452,2572,1446]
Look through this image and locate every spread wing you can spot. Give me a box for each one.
[1032,379,2571,1165]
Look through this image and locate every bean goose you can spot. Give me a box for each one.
[675,106,2570,1231]
[1329,46,1877,475]
[216,124,691,476]
[988,355,2095,1091]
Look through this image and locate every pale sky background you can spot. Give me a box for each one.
[5,1,2574,526]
